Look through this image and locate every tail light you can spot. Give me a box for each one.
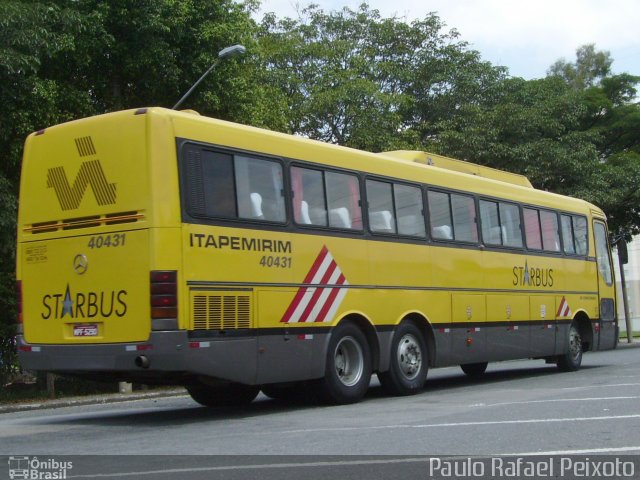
[16,280,23,324]
[150,271,178,328]
[16,280,24,333]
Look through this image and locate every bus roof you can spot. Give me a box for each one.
[379,150,534,189]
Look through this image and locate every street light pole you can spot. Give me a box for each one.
[172,44,246,110]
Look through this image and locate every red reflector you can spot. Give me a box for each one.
[16,280,23,324]
[150,271,177,283]
[19,346,32,352]
[151,307,178,319]
[151,295,177,307]
[189,342,200,349]
[151,283,176,295]
[137,344,153,351]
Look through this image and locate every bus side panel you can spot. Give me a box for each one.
[486,294,530,361]
[529,295,557,357]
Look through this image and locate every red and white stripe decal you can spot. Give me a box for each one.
[556,296,572,318]
[281,246,349,323]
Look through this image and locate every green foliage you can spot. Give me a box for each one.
[548,44,613,89]
[258,4,506,151]
[0,0,266,384]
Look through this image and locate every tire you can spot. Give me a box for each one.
[557,321,583,372]
[379,322,428,396]
[460,362,488,377]
[186,382,260,407]
[316,322,372,404]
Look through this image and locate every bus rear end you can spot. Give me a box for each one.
[16,109,179,382]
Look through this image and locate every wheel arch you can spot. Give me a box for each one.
[402,312,436,368]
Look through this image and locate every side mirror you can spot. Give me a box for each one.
[617,239,629,265]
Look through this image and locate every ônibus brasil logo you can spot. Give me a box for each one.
[8,456,72,479]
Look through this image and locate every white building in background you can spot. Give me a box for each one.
[614,236,640,336]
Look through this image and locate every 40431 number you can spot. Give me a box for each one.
[259,255,292,268]
[87,233,126,249]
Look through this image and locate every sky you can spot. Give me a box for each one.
[255,0,640,80]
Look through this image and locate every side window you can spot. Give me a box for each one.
[183,146,285,223]
[235,156,285,222]
[561,215,575,254]
[500,203,523,247]
[540,210,560,252]
[480,200,522,247]
[366,180,396,233]
[291,166,327,226]
[428,191,453,240]
[561,214,588,255]
[524,208,542,250]
[428,190,477,242]
[291,166,362,230]
[574,216,588,255]
[394,184,426,237]
[326,171,362,230]
[452,194,477,242]
[594,221,613,286]
[524,208,560,252]
[366,181,426,237]
[200,150,236,218]
[480,200,501,245]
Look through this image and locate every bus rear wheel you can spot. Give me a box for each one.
[316,322,372,404]
[557,321,583,372]
[186,382,260,407]
[379,322,428,396]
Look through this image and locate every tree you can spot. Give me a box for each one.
[434,76,601,191]
[548,44,613,90]
[549,45,640,237]
[0,0,94,382]
[257,4,506,151]
[0,0,268,383]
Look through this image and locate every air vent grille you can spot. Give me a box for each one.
[192,292,252,330]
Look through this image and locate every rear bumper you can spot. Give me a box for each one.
[17,331,258,385]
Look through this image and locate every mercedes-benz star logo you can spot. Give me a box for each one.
[73,254,89,274]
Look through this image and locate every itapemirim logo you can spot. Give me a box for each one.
[47,159,117,211]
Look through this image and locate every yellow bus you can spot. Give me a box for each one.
[16,108,618,405]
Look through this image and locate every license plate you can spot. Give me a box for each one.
[73,324,98,337]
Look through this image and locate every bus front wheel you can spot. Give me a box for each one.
[317,322,372,404]
[557,321,583,372]
[186,382,260,407]
[379,322,428,396]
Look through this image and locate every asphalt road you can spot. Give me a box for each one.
[2,345,640,479]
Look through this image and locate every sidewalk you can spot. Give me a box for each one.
[0,387,187,414]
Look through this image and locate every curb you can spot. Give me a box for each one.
[0,388,187,414]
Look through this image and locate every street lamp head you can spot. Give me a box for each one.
[171,44,247,110]
[218,44,246,60]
